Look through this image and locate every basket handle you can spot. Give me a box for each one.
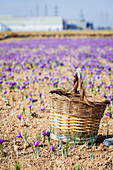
[73,69,85,101]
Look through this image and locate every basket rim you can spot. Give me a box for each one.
[50,92,109,108]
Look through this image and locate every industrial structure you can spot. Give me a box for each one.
[0,15,87,32]
[64,19,86,30]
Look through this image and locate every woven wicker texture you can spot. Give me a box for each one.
[49,69,110,140]
[50,111,100,138]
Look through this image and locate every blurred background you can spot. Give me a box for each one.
[0,0,113,32]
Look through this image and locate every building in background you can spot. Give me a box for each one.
[0,16,63,32]
[0,15,88,32]
[0,22,8,31]
[86,22,94,30]
[64,19,86,30]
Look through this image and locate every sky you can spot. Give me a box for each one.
[0,0,113,28]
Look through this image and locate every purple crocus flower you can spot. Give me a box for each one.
[39,62,45,68]
[33,140,39,147]
[16,133,22,138]
[28,97,32,101]
[3,90,7,94]
[39,92,42,96]
[16,85,20,89]
[41,106,45,111]
[28,104,32,109]
[50,145,55,152]
[104,85,107,89]
[0,80,3,84]
[108,94,112,98]
[0,139,4,144]
[44,75,49,79]
[62,86,65,90]
[107,103,111,107]
[42,130,46,136]
[28,92,32,97]
[9,83,13,88]
[5,66,11,71]
[31,98,35,102]
[100,82,103,86]
[96,88,100,92]
[88,85,92,88]
[20,85,24,90]
[109,98,112,102]
[105,112,110,117]
[46,131,50,137]
[38,72,42,75]
[59,82,64,85]
[101,94,106,98]
[17,114,22,120]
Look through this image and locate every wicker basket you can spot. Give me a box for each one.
[49,71,110,144]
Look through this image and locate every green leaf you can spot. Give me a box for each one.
[14,160,21,170]
[31,143,35,155]
[24,132,27,143]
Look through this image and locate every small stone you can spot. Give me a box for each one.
[103,138,113,147]
[57,160,64,164]
[109,145,113,150]
[74,155,79,159]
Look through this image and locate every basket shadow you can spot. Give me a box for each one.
[95,134,113,146]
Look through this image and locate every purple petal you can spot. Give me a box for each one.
[16,133,22,138]
[41,106,45,111]
[50,145,55,151]
[0,139,4,144]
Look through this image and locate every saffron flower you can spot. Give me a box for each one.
[28,92,32,97]
[28,104,32,109]
[16,85,20,89]
[39,92,42,101]
[32,140,40,158]
[46,131,50,137]
[42,130,46,145]
[33,140,39,147]
[16,133,22,138]
[42,130,51,145]
[39,92,42,100]
[28,104,32,113]
[0,139,4,155]
[3,90,7,94]
[41,106,45,111]
[17,114,22,120]
[105,112,110,117]
[28,97,32,101]
[50,145,55,151]
[28,97,35,103]
[46,131,50,146]
[42,130,46,136]
[0,80,3,84]
[38,72,42,75]
[50,145,55,158]
[31,98,35,102]
[17,114,23,134]
[0,139,4,144]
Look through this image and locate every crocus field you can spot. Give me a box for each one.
[0,38,113,170]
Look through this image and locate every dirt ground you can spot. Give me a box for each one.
[0,38,113,170]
